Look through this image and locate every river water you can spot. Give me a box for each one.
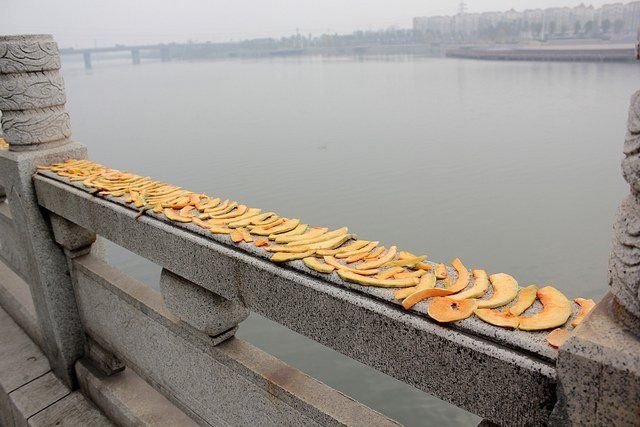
[60,54,638,426]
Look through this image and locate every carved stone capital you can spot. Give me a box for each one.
[0,35,60,74]
[1,106,71,147]
[0,71,66,110]
[0,34,71,149]
[610,194,640,318]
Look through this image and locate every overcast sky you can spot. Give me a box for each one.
[1,0,619,48]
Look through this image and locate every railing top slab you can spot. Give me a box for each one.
[35,169,558,363]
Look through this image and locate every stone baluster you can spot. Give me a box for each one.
[0,34,88,388]
[160,269,249,344]
[552,92,640,425]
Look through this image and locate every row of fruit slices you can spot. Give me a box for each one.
[37,159,596,348]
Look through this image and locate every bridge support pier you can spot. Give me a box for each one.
[83,51,92,70]
[131,48,140,65]
[0,35,88,389]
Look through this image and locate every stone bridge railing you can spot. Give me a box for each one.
[0,34,638,427]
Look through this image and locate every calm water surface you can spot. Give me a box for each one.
[61,55,638,426]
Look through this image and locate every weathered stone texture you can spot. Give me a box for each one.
[159,268,249,337]
[611,90,640,318]
[0,71,66,110]
[0,35,61,74]
[1,107,71,147]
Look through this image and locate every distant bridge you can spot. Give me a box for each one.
[60,43,217,69]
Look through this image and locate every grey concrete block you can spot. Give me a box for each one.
[555,293,640,426]
[0,202,31,282]
[0,71,66,111]
[0,143,87,388]
[9,372,70,427]
[160,268,249,337]
[84,337,125,376]
[0,259,43,349]
[49,212,96,251]
[27,391,113,427]
[0,35,61,74]
[72,255,400,427]
[75,358,199,427]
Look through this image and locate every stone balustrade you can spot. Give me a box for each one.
[0,34,638,427]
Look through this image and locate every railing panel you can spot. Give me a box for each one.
[0,202,30,281]
[71,254,398,427]
[34,171,556,426]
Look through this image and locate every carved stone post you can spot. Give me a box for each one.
[0,34,88,388]
[552,92,640,425]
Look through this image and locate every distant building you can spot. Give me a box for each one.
[412,1,640,41]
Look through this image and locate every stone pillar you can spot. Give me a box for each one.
[0,34,88,388]
[553,92,640,425]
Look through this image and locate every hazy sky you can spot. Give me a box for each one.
[1,0,619,48]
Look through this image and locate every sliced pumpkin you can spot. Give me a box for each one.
[394,272,436,300]
[402,288,455,310]
[163,208,192,223]
[316,240,371,256]
[508,285,538,316]
[364,246,385,260]
[345,252,370,264]
[238,227,253,243]
[252,219,300,236]
[229,212,275,228]
[275,227,328,244]
[447,258,471,293]
[384,255,427,268]
[303,257,336,274]
[476,273,519,309]
[271,250,316,263]
[518,286,572,331]
[323,256,379,276]
[474,308,520,328]
[287,227,348,247]
[394,270,426,279]
[254,238,269,247]
[428,297,477,323]
[337,269,418,288]
[335,241,379,259]
[357,246,398,270]
[451,269,489,300]
[376,267,405,280]
[230,229,244,243]
[547,328,570,348]
[571,298,596,328]
[269,223,308,240]
[434,263,447,279]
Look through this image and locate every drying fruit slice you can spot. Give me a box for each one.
[230,229,244,243]
[205,199,232,213]
[238,228,253,243]
[209,226,233,235]
[357,246,398,270]
[345,252,369,264]
[518,286,572,331]
[252,219,300,236]
[447,258,471,293]
[323,256,379,276]
[210,208,262,225]
[269,223,308,240]
[163,208,192,223]
[335,241,379,259]
[571,298,596,327]
[451,269,489,300]
[228,212,274,228]
[428,297,477,323]
[303,257,336,274]
[508,285,538,316]
[254,238,269,247]
[251,218,286,231]
[401,288,456,310]
[179,205,197,218]
[288,227,348,246]
[477,273,519,309]
[394,272,436,300]
[337,269,418,288]
[210,205,248,219]
[364,246,385,260]
[316,240,371,256]
[251,214,280,227]
[547,328,570,348]
[398,250,418,260]
[474,308,520,328]
[376,267,405,280]
[275,227,328,244]
[267,234,356,253]
[394,270,426,279]
[271,250,316,262]
[434,263,447,279]
[385,255,427,268]
[195,197,221,211]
